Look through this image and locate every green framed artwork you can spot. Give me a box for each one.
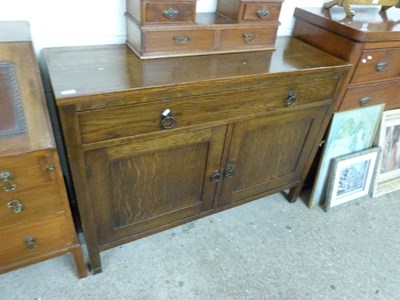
[308,104,384,208]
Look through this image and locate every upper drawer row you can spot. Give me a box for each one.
[78,77,339,145]
[126,0,283,25]
[352,47,400,84]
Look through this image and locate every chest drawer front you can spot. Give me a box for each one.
[219,26,278,49]
[352,48,400,84]
[0,183,65,227]
[145,2,196,24]
[0,151,56,195]
[242,2,282,22]
[0,214,74,265]
[143,29,215,54]
[78,77,338,144]
[340,79,400,111]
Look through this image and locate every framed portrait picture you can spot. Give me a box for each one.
[373,109,400,197]
[325,147,381,211]
[308,104,384,208]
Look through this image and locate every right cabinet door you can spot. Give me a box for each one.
[218,106,327,206]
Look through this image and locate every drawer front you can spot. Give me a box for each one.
[144,29,215,54]
[340,79,400,111]
[219,26,278,49]
[145,2,196,24]
[0,183,65,227]
[0,214,74,265]
[352,48,400,84]
[242,2,282,22]
[0,150,57,196]
[78,77,338,144]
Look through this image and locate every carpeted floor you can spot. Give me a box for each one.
[1,190,399,300]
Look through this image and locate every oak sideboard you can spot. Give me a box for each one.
[43,37,350,273]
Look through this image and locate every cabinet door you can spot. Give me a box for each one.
[218,106,327,206]
[84,126,226,246]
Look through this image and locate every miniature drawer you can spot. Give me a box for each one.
[0,214,74,266]
[143,28,215,54]
[127,0,196,24]
[242,2,283,22]
[217,0,283,23]
[0,150,57,196]
[352,47,400,84]
[0,183,65,227]
[78,77,338,144]
[219,26,278,50]
[340,79,400,111]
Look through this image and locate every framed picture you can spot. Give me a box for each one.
[373,109,400,197]
[325,147,381,211]
[308,104,384,208]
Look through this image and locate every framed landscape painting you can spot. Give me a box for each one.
[324,147,381,211]
[308,104,384,208]
[373,109,400,197]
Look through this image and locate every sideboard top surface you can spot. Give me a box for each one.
[43,37,349,107]
[294,7,400,42]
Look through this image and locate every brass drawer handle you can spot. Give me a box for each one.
[173,35,191,45]
[24,236,38,251]
[163,8,179,19]
[0,171,17,192]
[360,97,372,106]
[7,199,24,214]
[376,61,388,72]
[160,109,176,130]
[257,9,270,19]
[243,32,257,44]
[285,91,297,107]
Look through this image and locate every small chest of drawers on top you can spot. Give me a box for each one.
[43,37,349,273]
[293,6,400,112]
[0,22,86,278]
[125,0,284,58]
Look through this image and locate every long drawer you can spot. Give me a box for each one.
[0,183,65,227]
[78,77,338,144]
[351,47,400,84]
[340,78,400,111]
[0,214,75,266]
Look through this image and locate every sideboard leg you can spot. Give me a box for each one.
[71,245,88,278]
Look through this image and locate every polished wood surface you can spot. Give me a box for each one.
[294,7,400,112]
[43,37,349,273]
[0,22,86,278]
[44,37,346,102]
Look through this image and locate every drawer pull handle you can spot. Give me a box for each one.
[163,8,179,19]
[160,109,176,130]
[257,9,270,19]
[360,97,372,106]
[210,172,221,183]
[285,91,297,107]
[243,32,257,44]
[376,62,388,72]
[7,199,24,214]
[174,35,191,45]
[224,163,235,179]
[0,171,16,192]
[24,236,38,251]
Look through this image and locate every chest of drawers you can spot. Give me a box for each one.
[125,0,283,59]
[293,6,400,112]
[0,22,86,278]
[43,37,349,273]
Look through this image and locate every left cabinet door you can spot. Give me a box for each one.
[84,126,226,247]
